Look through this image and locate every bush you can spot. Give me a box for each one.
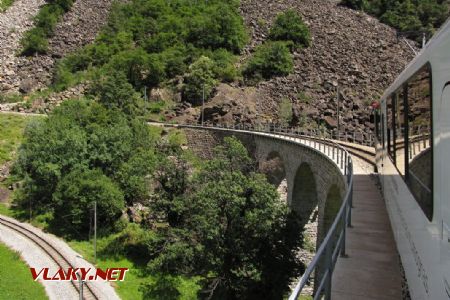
[182,56,218,105]
[34,5,63,35]
[187,3,248,53]
[279,98,293,126]
[20,28,49,55]
[88,70,144,116]
[20,1,74,56]
[14,100,160,227]
[269,9,311,48]
[52,169,125,235]
[243,41,294,81]
[341,0,448,41]
[52,0,74,12]
[210,48,239,82]
[54,0,244,95]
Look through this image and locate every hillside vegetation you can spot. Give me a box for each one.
[341,0,448,40]
[9,97,304,298]
[20,0,75,55]
[0,0,14,12]
[55,0,248,104]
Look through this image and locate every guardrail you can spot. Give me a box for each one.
[169,122,354,299]
[178,121,374,147]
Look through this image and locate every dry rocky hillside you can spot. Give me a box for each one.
[0,0,115,94]
[0,0,417,135]
[237,0,414,134]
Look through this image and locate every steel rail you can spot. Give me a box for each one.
[0,216,99,300]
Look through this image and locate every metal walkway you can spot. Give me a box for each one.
[331,160,403,300]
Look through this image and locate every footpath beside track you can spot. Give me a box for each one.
[0,215,120,300]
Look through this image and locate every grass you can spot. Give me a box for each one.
[144,99,175,122]
[0,0,14,12]
[0,114,37,165]
[0,242,48,299]
[68,225,200,299]
[69,236,146,300]
[297,91,312,104]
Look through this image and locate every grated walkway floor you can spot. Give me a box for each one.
[331,159,403,300]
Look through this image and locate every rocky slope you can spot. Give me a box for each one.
[0,0,115,94]
[0,0,46,93]
[237,0,416,134]
[1,0,417,136]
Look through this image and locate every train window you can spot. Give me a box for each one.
[406,64,433,221]
[395,87,407,176]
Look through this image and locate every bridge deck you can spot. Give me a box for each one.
[331,159,403,300]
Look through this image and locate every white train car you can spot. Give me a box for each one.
[376,19,450,299]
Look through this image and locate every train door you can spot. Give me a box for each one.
[439,83,450,296]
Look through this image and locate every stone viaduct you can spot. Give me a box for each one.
[181,127,347,246]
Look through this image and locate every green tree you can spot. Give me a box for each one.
[52,169,124,235]
[269,9,311,48]
[244,42,294,81]
[183,56,218,105]
[88,70,144,116]
[147,137,304,299]
[341,0,448,41]
[187,3,248,53]
[14,100,159,233]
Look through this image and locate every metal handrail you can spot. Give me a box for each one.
[171,121,354,300]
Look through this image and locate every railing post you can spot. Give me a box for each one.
[325,242,333,300]
[341,209,347,257]
[344,154,348,175]
[340,150,344,169]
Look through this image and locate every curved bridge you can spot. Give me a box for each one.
[164,123,402,300]
[165,123,354,299]
[181,125,349,247]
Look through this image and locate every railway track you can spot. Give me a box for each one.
[334,141,376,167]
[0,216,99,300]
[276,132,377,168]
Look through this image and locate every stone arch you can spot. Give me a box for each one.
[291,162,318,230]
[322,184,343,239]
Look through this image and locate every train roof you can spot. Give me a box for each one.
[380,17,450,102]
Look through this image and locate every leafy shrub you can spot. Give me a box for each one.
[52,169,125,235]
[20,28,49,55]
[187,2,248,53]
[183,56,218,105]
[269,9,311,48]
[279,98,293,126]
[14,100,160,234]
[0,0,14,12]
[52,0,74,12]
[210,48,239,82]
[341,0,448,40]
[34,5,63,35]
[20,1,75,55]
[88,70,144,116]
[55,0,244,96]
[243,41,294,81]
